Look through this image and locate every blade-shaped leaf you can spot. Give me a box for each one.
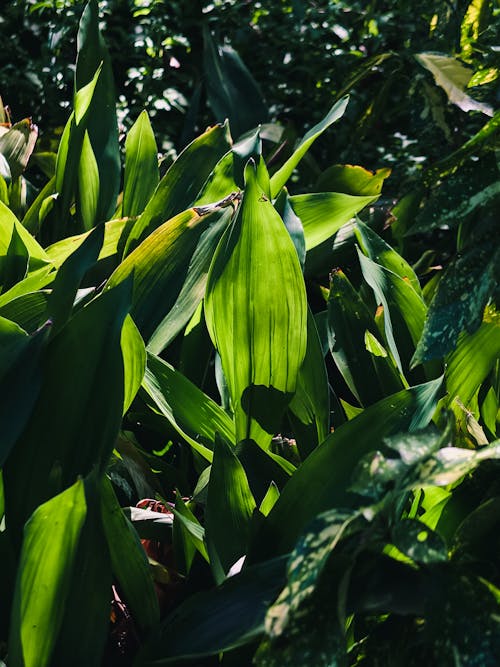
[77,129,100,230]
[124,122,232,254]
[270,96,349,197]
[142,352,235,461]
[205,160,307,447]
[3,278,131,532]
[288,308,330,457]
[135,556,287,665]
[206,435,257,577]
[109,207,231,344]
[100,476,160,633]
[327,268,404,406]
[249,377,443,560]
[122,110,159,219]
[8,479,87,667]
[76,0,120,221]
[290,191,377,251]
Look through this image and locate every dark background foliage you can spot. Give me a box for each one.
[2,0,498,193]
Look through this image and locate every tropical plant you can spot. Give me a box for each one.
[0,1,498,666]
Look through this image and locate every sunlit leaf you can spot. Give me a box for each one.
[205,160,307,447]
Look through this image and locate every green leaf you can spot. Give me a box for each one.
[412,244,499,365]
[0,224,29,294]
[206,435,257,577]
[44,223,104,335]
[0,201,50,271]
[391,518,448,564]
[122,110,159,218]
[249,377,443,560]
[0,319,49,467]
[259,482,280,517]
[445,314,500,410]
[124,122,232,254]
[316,164,391,196]
[203,28,268,139]
[0,291,49,332]
[3,279,131,531]
[100,476,160,633]
[109,207,230,343]
[327,268,404,405]
[9,479,87,667]
[135,556,287,665]
[76,0,120,221]
[290,191,377,251]
[146,208,231,354]
[142,352,235,462]
[288,308,330,457]
[21,176,56,235]
[52,474,112,667]
[356,247,426,375]
[45,215,126,269]
[77,129,100,230]
[121,314,146,414]
[355,218,422,295]
[205,160,307,447]
[172,495,209,570]
[257,508,362,667]
[270,96,349,198]
[416,52,493,116]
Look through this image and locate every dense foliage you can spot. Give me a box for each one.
[0,1,499,665]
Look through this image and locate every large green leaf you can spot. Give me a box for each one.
[316,164,391,196]
[269,96,349,197]
[327,268,404,406]
[45,216,126,269]
[142,352,235,461]
[249,377,443,560]
[3,278,131,532]
[75,0,120,222]
[445,313,500,410]
[0,319,49,467]
[8,479,87,667]
[206,435,257,578]
[135,556,287,665]
[52,474,111,667]
[122,110,159,219]
[100,476,159,633]
[124,122,232,254]
[146,208,231,354]
[205,160,307,447]
[108,207,231,343]
[291,191,378,251]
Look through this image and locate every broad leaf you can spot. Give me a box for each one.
[9,479,87,667]
[142,352,235,461]
[100,476,159,633]
[205,160,307,447]
[124,122,232,254]
[206,435,257,578]
[249,377,443,560]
